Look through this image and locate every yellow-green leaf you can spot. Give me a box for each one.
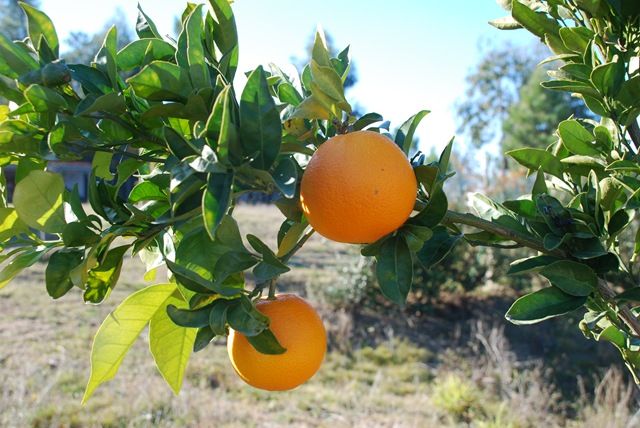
[149,291,197,395]
[82,283,177,404]
[13,170,66,233]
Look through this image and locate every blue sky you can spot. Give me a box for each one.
[39,0,536,154]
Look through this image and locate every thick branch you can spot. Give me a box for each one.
[442,210,563,257]
[598,279,640,337]
[443,209,640,337]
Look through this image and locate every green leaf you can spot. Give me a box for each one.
[558,119,599,156]
[215,215,247,252]
[128,61,193,102]
[0,34,39,79]
[240,66,282,170]
[213,251,258,285]
[311,29,332,67]
[410,189,448,227]
[506,148,564,178]
[193,327,216,352]
[46,249,84,299]
[0,207,28,242]
[208,0,238,55]
[271,156,298,198]
[117,39,175,71]
[62,221,99,247]
[353,113,384,131]
[290,95,332,120]
[226,296,269,336]
[167,303,213,328]
[539,260,597,297]
[246,328,287,355]
[558,27,593,54]
[247,234,290,282]
[209,298,233,335]
[181,4,210,89]
[0,247,46,290]
[94,26,119,90]
[82,283,176,404]
[375,236,413,305]
[150,292,197,395]
[202,172,233,240]
[608,210,629,237]
[395,110,430,155]
[135,5,162,39]
[489,16,522,30]
[84,245,130,304]
[76,92,125,116]
[19,2,59,57]
[276,222,308,257]
[24,84,68,112]
[13,170,66,233]
[204,85,240,162]
[415,226,461,270]
[591,60,625,97]
[507,255,562,275]
[309,59,351,112]
[505,287,586,325]
[511,0,560,39]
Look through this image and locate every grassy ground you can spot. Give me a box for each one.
[0,204,638,427]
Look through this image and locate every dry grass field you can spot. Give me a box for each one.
[0,204,638,427]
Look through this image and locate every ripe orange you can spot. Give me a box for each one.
[227,294,327,391]
[300,130,417,244]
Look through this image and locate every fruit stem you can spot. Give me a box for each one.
[281,229,316,263]
[267,279,277,300]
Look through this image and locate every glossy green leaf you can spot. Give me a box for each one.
[558,119,599,156]
[226,296,269,336]
[0,208,28,242]
[46,249,84,299]
[271,156,298,199]
[93,26,119,89]
[0,34,39,79]
[82,283,176,404]
[511,0,560,39]
[507,255,562,275]
[213,251,258,285]
[506,148,564,178]
[505,287,586,325]
[203,172,233,240]
[117,39,175,71]
[24,84,68,112]
[167,303,213,328]
[240,66,282,170]
[591,60,625,97]
[539,260,597,297]
[0,247,46,290]
[135,5,162,39]
[246,328,287,355]
[415,226,461,270]
[84,245,129,304]
[395,110,430,155]
[128,61,193,102]
[13,170,66,233]
[19,2,59,57]
[193,327,216,352]
[375,236,413,305]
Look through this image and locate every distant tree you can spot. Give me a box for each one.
[456,41,541,149]
[501,68,590,152]
[457,40,591,157]
[0,0,39,41]
[64,8,134,64]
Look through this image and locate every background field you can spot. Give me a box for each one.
[1,204,638,428]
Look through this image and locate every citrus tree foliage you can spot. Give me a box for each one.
[0,0,640,400]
